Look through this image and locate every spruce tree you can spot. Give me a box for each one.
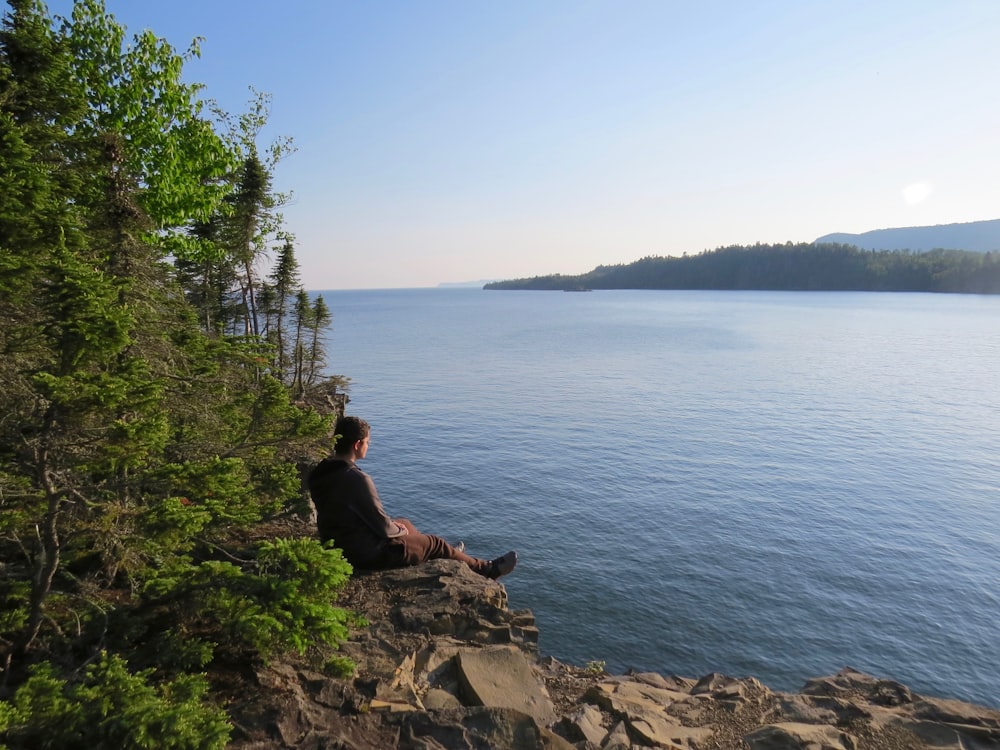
[0,3,353,745]
[306,294,334,390]
[267,237,302,382]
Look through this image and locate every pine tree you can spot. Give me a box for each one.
[306,294,333,390]
[224,149,270,336]
[211,89,296,340]
[0,3,352,744]
[267,237,302,382]
[290,289,314,396]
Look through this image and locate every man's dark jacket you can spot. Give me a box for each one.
[307,457,404,567]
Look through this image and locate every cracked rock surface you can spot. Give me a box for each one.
[226,559,1000,750]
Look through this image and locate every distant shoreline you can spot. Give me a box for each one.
[484,243,1000,294]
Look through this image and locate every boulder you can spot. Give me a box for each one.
[456,646,556,725]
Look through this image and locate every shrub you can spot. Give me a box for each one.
[0,654,231,750]
[138,537,357,669]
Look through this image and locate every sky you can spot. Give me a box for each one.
[41,1,1000,289]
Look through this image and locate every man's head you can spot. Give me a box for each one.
[333,416,371,457]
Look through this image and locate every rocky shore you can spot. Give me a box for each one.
[227,559,1000,749]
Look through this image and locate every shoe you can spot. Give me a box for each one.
[486,550,517,579]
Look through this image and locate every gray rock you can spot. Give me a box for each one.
[556,704,608,746]
[897,718,998,749]
[630,717,714,748]
[692,673,769,710]
[587,676,692,713]
[771,694,840,725]
[912,694,1000,733]
[387,707,575,750]
[422,688,463,710]
[801,667,912,706]
[601,720,631,749]
[745,722,857,750]
[456,646,556,725]
[627,671,696,692]
[585,677,715,748]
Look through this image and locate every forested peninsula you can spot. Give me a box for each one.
[484,243,1000,294]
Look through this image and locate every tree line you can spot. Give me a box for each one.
[484,242,1000,294]
[0,2,351,746]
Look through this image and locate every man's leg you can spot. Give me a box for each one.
[392,518,493,575]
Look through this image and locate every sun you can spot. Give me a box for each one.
[902,182,932,205]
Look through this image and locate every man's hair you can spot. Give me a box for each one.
[333,416,370,455]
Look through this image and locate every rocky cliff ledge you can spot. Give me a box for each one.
[227,559,1000,749]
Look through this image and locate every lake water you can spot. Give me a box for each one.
[318,287,1000,708]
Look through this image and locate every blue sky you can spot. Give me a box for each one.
[43,1,1000,289]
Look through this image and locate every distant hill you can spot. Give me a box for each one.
[816,219,1000,252]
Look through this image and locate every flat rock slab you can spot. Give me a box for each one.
[745,721,857,750]
[457,646,556,725]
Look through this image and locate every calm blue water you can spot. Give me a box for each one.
[319,288,1000,708]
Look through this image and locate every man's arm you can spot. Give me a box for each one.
[347,471,407,539]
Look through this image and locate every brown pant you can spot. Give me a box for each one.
[380,518,491,576]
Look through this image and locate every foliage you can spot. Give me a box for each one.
[484,243,1000,294]
[172,89,334,390]
[584,660,607,676]
[135,538,355,670]
[63,0,235,236]
[0,654,231,750]
[0,0,354,740]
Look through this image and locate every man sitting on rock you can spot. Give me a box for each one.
[308,416,517,579]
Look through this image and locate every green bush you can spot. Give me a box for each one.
[139,537,357,669]
[0,654,231,750]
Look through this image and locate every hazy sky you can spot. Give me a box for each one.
[43,1,1000,289]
